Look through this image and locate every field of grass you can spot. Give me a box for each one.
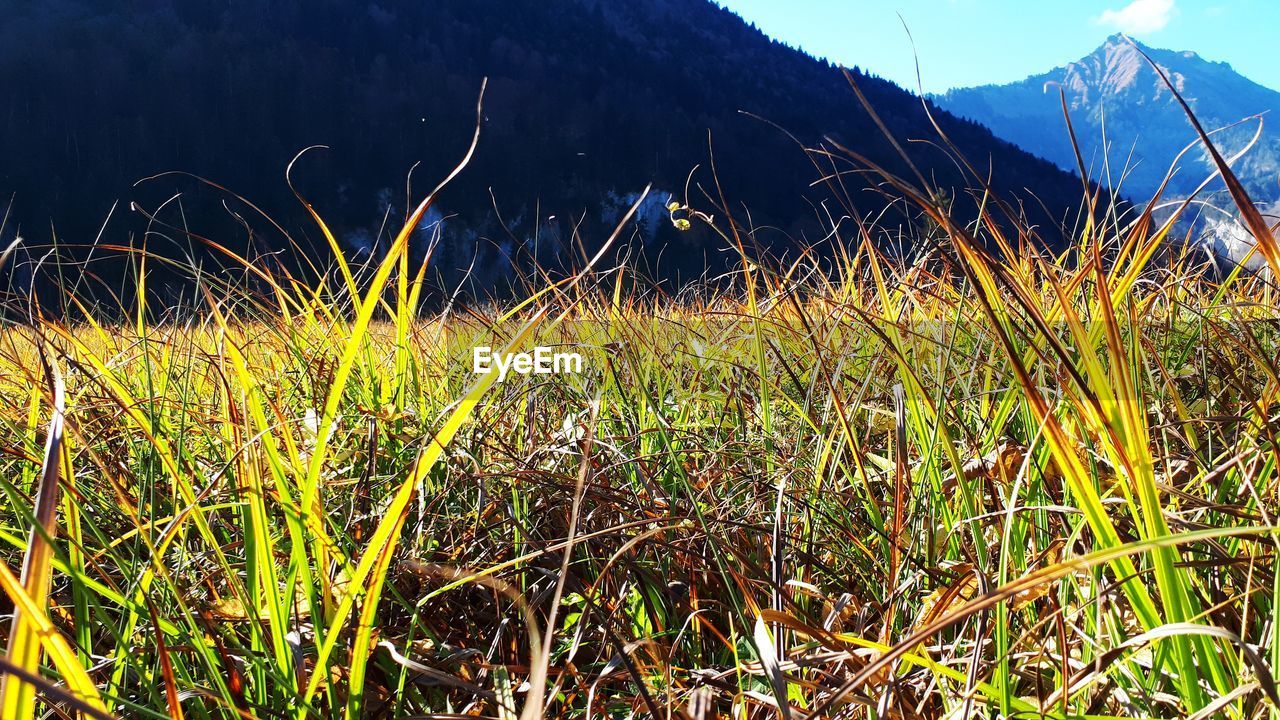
[5,95,1280,719]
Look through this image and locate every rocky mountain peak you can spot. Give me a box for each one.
[934,35,1279,203]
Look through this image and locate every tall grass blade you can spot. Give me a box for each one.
[0,357,84,719]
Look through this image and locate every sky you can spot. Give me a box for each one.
[716,0,1280,94]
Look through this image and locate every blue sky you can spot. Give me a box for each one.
[716,0,1280,94]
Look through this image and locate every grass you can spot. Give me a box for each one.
[4,77,1280,719]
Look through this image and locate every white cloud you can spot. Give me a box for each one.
[1096,0,1176,34]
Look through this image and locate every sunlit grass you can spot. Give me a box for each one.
[4,71,1280,719]
[3,191,1280,718]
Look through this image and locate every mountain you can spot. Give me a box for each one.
[0,0,1093,304]
[934,34,1280,204]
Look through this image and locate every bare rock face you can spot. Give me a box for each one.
[1201,202,1280,271]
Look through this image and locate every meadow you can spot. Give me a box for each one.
[4,94,1280,720]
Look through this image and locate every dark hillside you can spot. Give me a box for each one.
[0,0,1093,304]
